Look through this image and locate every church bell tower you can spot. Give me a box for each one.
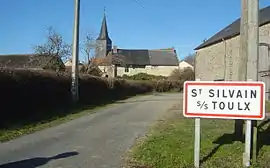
[95,9,112,58]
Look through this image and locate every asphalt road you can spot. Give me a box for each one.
[0,93,181,168]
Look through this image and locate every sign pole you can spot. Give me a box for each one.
[194,78,200,168]
[243,79,254,167]
[244,120,252,167]
[184,80,264,167]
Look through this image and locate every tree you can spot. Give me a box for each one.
[183,53,195,66]
[34,26,71,61]
[168,67,194,81]
[82,32,96,65]
[79,32,100,75]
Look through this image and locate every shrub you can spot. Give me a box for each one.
[168,67,194,82]
[0,69,182,129]
[122,73,167,81]
[0,69,154,128]
[79,65,103,77]
[155,80,183,92]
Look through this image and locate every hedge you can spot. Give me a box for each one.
[120,73,167,81]
[0,69,183,128]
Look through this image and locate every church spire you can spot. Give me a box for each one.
[96,7,111,41]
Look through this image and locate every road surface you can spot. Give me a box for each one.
[0,93,181,168]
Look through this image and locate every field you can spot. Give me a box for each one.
[127,103,270,168]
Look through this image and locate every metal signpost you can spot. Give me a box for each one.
[183,80,265,168]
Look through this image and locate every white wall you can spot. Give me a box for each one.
[99,65,179,77]
[179,61,193,70]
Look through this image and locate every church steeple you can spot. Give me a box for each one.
[96,8,111,41]
[95,8,112,58]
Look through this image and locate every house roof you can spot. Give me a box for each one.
[116,49,150,65]
[148,50,178,66]
[195,6,270,50]
[109,48,179,66]
[0,54,61,68]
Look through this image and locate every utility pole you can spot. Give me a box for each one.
[239,0,259,166]
[71,0,80,103]
[237,0,249,143]
[246,0,259,165]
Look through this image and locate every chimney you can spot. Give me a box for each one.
[113,45,117,54]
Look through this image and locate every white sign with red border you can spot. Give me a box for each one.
[183,81,265,120]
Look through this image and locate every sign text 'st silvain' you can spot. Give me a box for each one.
[183,81,265,120]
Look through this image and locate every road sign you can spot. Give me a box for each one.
[183,81,265,120]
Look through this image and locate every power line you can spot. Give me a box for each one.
[130,0,145,8]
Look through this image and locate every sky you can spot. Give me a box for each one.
[0,0,270,61]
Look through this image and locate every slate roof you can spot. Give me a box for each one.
[195,6,270,50]
[148,50,178,66]
[110,48,179,66]
[116,49,150,65]
[96,14,112,43]
[0,54,63,69]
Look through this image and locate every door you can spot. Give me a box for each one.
[258,43,270,101]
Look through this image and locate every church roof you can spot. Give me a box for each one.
[195,6,270,50]
[96,14,111,43]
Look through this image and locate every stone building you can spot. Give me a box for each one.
[94,14,179,77]
[194,6,270,82]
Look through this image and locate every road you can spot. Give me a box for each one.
[0,93,181,168]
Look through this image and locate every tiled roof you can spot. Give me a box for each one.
[195,6,270,50]
[0,54,62,69]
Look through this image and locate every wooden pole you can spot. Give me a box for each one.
[237,0,249,141]
[240,0,259,166]
[246,0,259,164]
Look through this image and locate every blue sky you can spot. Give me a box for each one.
[0,0,269,61]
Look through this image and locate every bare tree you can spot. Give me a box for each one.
[34,26,71,61]
[82,32,97,65]
[183,53,195,66]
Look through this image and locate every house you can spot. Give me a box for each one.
[64,59,73,67]
[179,60,193,70]
[94,13,179,77]
[194,6,270,82]
[64,59,85,72]
[0,54,65,71]
[194,5,270,100]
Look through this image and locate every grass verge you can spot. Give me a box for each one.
[127,103,270,168]
[0,103,112,143]
[266,101,270,112]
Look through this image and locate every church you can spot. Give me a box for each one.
[93,14,180,77]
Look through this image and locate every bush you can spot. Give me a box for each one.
[168,67,194,82]
[122,73,167,81]
[79,65,103,77]
[155,80,183,92]
[0,69,184,129]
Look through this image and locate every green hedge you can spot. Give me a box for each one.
[120,73,167,81]
[0,69,183,128]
